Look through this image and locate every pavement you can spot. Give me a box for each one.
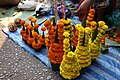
[0,19,63,80]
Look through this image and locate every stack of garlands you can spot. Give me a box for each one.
[63,18,74,51]
[44,18,64,70]
[72,8,95,50]
[90,21,108,59]
[60,31,81,79]
[44,19,56,47]
[74,24,92,68]
[60,13,93,79]
[20,17,46,51]
[86,9,95,27]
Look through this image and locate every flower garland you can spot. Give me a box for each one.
[44,19,56,47]
[86,9,95,27]
[20,16,46,50]
[90,21,108,59]
[74,24,92,68]
[60,31,81,79]
[46,18,64,65]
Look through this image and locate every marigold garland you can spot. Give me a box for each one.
[20,17,46,50]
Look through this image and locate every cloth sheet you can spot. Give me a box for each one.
[2,15,120,79]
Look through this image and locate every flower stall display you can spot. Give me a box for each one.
[19,17,46,51]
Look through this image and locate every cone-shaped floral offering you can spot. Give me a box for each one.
[27,25,34,47]
[60,51,81,80]
[22,22,30,44]
[90,21,108,60]
[28,16,33,26]
[20,20,26,37]
[74,24,92,71]
[47,17,64,71]
[38,27,46,48]
[32,32,42,51]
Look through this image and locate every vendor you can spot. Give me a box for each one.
[74,0,116,21]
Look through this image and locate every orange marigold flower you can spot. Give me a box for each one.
[41,27,46,31]
[20,20,25,25]
[48,45,64,64]
[58,22,64,27]
[24,23,29,27]
[34,24,39,29]
[44,19,51,27]
[32,32,39,37]
[88,13,94,18]
[31,18,37,22]
[87,17,93,21]
[28,16,33,21]
[27,25,33,31]
[90,21,96,27]
[89,9,95,15]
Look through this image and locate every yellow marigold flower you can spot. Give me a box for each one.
[90,43,97,48]
[67,18,72,23]
[67,51,75,58]
[63,38,69,44]
[63,48,70,52]
[101,25,108,31]
[99,29,105,34]
[94,40,99,44]
[96,37,100,42]
[75,24,82,30]
[64,19,70,24]
[98,21,105,27]
[63,31,70,37]
[90,21,97,27]
[85,27,92,35]
[97,33,103,37]
[78,27,84,33]
[63,44,70,48]
[64,30,70,33]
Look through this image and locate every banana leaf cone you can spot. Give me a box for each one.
[50,62,60,71]
[80,67,88,75]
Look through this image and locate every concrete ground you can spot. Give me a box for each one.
[0,23,63,80]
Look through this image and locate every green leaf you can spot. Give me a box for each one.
[55,25,59,43]
[91,22,98,42]
[82,12,87,28]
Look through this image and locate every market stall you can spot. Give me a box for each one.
[1,0,120,80]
